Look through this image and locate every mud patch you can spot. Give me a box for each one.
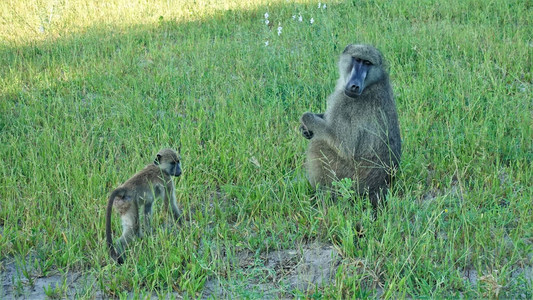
[462,265,533,298]
[1,260,103,299]
[463,266,533,287]
[201,243,341,298]
[1,243,339,299]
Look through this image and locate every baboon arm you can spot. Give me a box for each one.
[169,192,182,222]
[301,112,336,142]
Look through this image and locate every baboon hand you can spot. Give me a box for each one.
[300,112,316,139]
[300,123,313,139]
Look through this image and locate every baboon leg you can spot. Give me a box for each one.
[144,201,153,235]
[306,140,352,188]
[369,192,378,211]
[117,201,139,253]
[163,191,169,212]
[369,188,387,214]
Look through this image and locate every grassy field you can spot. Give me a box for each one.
[1,0,531,298]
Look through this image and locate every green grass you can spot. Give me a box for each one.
[1,0,531,298]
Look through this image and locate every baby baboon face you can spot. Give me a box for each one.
[154,148,182,177]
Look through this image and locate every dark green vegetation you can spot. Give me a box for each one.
[1,0,531,298]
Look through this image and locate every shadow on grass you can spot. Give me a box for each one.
[0,2,350,298]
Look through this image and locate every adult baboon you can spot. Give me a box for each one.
[106,148,182,264]
[300,44,401,208]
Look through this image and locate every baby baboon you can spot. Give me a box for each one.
[106,148,182,264]
[300,44,401,208]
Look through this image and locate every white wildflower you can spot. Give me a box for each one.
[264,12,269,19]
[318,2,321,8]
[265,41,269,46]
[265,19,270,25]
[298,14,303,22]
[277,25,282,36]
[292,15,296,20]
[38,25,45,33]
[323,4,327,9]
[310,18,314,24]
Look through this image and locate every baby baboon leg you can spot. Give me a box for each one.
[144,201,153,235]
[118,201,139,250]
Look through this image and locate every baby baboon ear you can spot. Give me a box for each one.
[154,154,162,165]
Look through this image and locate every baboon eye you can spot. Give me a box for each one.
[363,60,372,65]
[354,58,362,63]
[154,154,161,165]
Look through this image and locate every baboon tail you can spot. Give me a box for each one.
[106,188,125,264]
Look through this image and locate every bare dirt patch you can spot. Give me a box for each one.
[201,242,341,298]
[2,243,340,298]
[462,265,533,298]
[2,244,531,298]
[1,259,102,299]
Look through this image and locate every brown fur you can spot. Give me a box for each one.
[105,148,182,264]
[300,44,401,208]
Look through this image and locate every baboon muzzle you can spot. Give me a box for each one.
[173,165,182,177]
[345,59,369,97]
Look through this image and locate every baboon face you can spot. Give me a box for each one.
[154,148,182,177]
[340,44,385,98]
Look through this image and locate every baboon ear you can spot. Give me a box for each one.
[154,154,161,165]
[343,44,354,53]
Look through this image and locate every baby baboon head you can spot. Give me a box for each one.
[154,148,181,177]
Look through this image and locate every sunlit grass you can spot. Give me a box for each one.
[1,0,531,298]
[1,0,296,44]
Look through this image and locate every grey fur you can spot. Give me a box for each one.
[300,44,401,207]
